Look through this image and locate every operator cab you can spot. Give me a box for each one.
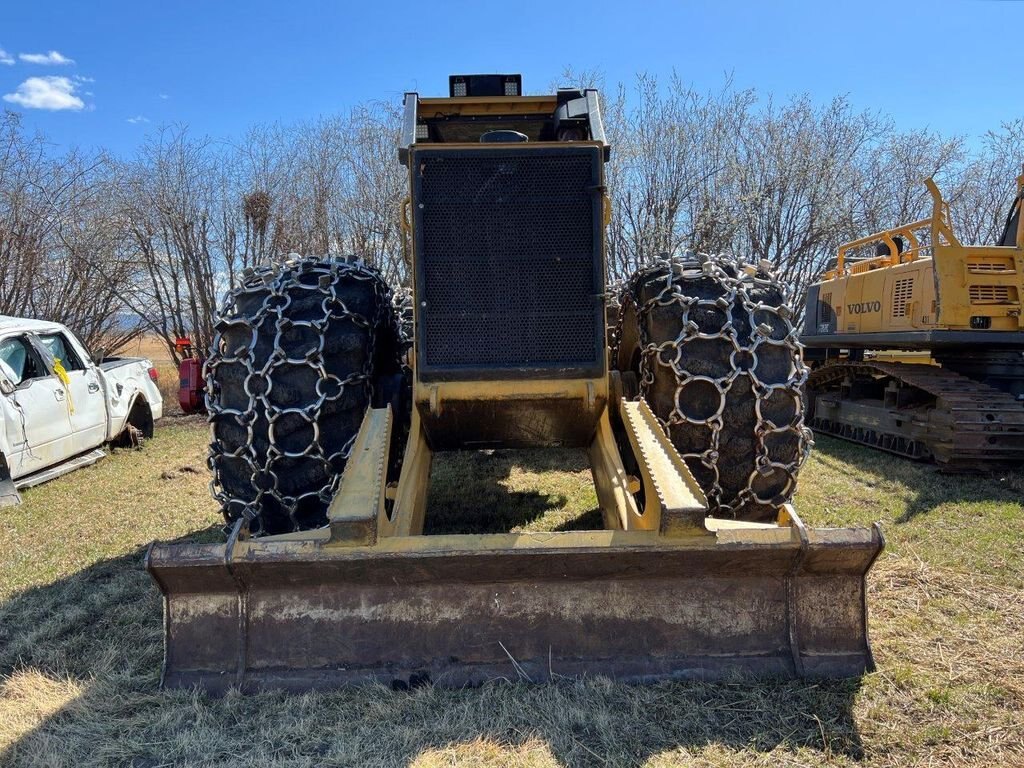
[399,73,610,164]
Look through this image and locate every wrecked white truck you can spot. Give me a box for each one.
[0,316,163,506]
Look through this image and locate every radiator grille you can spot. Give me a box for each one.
[414,148,602,374]
[969,285,1017,304]
[817,292,833,329]
[892,277,914,318]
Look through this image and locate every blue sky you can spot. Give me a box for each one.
[1,0,1021,156]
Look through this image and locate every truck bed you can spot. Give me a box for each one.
[99,356,148,371]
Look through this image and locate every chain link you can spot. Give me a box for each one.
[391,284,414,352]
[616,252,813,519]
[205,255,395,535]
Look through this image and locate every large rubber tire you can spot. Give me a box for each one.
[206,256,402,536]
[614,254,812,522]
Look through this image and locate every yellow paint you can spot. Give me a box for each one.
[618,398,708,535]
[382,408,432,537]
[587,409,644,531]
[236,523,799,558]
[865,351,936,365]
[418,95,558,117]
[415,378,608,407]
[327,406,391,545]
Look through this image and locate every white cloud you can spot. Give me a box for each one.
[126,115,149,124]
[0,47,13,66]
[19,50,75,66]
[159,93,169,100]
[3,76,84,110]
[73,74,95,83]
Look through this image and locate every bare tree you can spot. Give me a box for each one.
[331,103,406,284]
[0,111,138,351]
[951,120,1024,245]
[113,126,220,362]
[730,96,886,306]
[846,128,964,241]
[601,76,754,278]
[5,76,1024,355]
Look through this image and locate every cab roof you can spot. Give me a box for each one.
[0,315,68,337]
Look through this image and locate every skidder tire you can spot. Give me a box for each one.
[614,254,812,522]
[206,256,402,536]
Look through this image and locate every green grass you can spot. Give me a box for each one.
[1,419,1023,767]
[426,449,601,534]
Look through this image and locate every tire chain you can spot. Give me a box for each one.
[392,285,414,351]
[205,255,397,535]
[615,253,813,520]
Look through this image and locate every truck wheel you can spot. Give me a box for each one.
[113,398,153,448]
[614,254,812,522]
[206,256,402,536]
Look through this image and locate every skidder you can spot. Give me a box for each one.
[147,74,881,692]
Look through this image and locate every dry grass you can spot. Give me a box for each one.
[114,334,180,412]
[116,334,175,365]
[1,420,1023,767]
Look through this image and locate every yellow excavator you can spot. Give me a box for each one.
[146,74,882,692]
[803,176,1024,468]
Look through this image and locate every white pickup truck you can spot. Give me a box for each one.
[0,316,163,506]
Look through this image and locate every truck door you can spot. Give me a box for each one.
[37,332,106,450]
[0,335,75,479]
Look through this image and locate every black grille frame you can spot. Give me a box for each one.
[412,145,606,381]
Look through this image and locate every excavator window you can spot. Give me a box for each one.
[424,118,552,143]
[416,88,595,145]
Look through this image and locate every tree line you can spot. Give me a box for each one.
[1,74,1021,360]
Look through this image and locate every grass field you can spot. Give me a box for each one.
[1,417,1023,767]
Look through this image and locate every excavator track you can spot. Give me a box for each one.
[807,361,1024,470]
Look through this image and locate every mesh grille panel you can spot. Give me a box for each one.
[892,277,914,318]
[967,259,1015,274]
[969,284,1016,303]
[416,149,601,371]
[818,292,833,327]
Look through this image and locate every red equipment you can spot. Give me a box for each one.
[175,337,206,415]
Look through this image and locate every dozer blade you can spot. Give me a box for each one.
[146,517,883,693]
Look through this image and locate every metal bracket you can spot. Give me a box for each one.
[381,408,432,537]
[780,504,809,677]
[618,399,708,535]
[588,409,644,531]
[262,406,392,547]
[326,406,392,545]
